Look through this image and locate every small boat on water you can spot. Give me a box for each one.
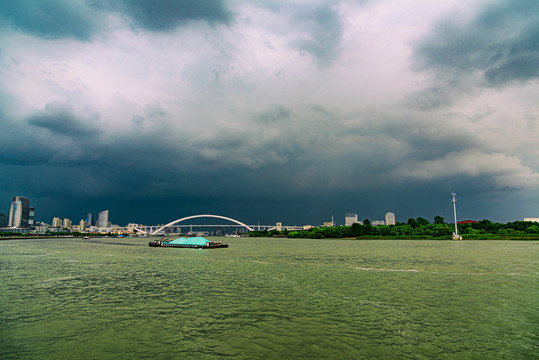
[148,236,229,249]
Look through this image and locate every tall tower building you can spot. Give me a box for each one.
[385,212,396,225]
[63,218,72,229]
[79,219,87,231]
[345,213,358,226]
[29,207,35,227]
[98,210,109,229]
[8,196,30,228]
[52,217,62,228]
[83,212,94,226]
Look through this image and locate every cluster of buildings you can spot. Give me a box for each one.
[0,196,34,230]
[4,194,537,235]
[50,210,112,233]
[344,212,396,226]
[274,212,396,232]
[0,196,141,234]
[1,195,397,235]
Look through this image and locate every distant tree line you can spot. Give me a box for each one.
[248,217,539,239]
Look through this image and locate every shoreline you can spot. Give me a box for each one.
[1,235,538,241]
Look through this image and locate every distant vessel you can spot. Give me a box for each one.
[148,237,229,249]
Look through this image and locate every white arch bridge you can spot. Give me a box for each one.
[134,214,276,236]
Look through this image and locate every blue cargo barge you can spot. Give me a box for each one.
[148,237,229,249]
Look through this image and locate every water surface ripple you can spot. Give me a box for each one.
[1,238,537,359]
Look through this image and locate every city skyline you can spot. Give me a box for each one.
[1,1,538,225]
[2,193,533,229]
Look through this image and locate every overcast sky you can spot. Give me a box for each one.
[1,0,538,226]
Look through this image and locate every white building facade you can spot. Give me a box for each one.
[8,196,30,228]
[98,210,109,229]
[385,212,396,225]
[345,213,358,226]
[52,217,62,228]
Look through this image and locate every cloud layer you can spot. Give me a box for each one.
[1,0,538,225]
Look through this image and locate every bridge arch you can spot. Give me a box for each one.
[150,214,254,235]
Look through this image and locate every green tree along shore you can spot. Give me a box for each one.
[249,218,539,240]
[2,218,539,240]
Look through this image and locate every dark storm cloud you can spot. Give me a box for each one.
[416,0,539,82]
[0,0,101,40]
[0,0,232,41]
[484,49,539,86]
[1,102,535,225]
[291,4,343,67]
[254,1,345,67]
[26,102,101,138]
[104,0,232,31]
[1,1,537,225]
[411,0,539,108]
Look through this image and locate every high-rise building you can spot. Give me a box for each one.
[63,218,72,229]
[52,217,62,228]
[98,210,109,229]
[29,207,35,227]
[79,219,87,231]
[385,212,396,225]
[8,196,30,228]
[345,213,358,226]
[83,212,94,226]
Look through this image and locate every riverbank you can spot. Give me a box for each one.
[0,235,76,240]
[349,234,539,240]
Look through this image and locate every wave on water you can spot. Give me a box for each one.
[429,271,528,277]
[40,276,79,284]
[350,267,528,277]
[351,267,419,272]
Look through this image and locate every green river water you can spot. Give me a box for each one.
[0,237,537,359]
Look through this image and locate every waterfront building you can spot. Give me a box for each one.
[79,219,87,231]
[63,218,72,229]
[385,212,396,225]
[372,220,385,226]
[29,207,35,227]
[98,210,109,229]
[345,213,358,226]
[83,212,94,226]
[126,223,142,233]
[33,222,50,233]
[110,224,127,233]
[524,217,539,223]
[8,196,30,228]
[322,215,336,227]
[52,217,62,228]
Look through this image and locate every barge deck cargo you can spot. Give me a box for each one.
[149,237,228,249]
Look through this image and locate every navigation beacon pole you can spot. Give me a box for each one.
[451,193,462,240]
